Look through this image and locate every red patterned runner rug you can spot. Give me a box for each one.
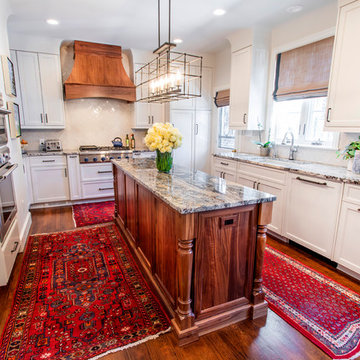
[0,224,170,360]
[263,245,360,360]
[72,201,115,227]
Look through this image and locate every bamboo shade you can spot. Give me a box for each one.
[214,89,230,107]
[273,36,334,101]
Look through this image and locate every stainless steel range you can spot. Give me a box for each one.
[79,145,133,164]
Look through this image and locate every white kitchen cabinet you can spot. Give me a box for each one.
[194,111,212,173]
[134,102,165,129]
[29,156,70,203]
[333,183,360,274]
[284,174,342,258]
[325,0,360,132]
[80,163,114,199]
[67,155,82,200]
[15,50,65,129]
[0,219,20,286]
[213,158,237,181]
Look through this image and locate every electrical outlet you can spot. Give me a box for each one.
[39,139,45,145]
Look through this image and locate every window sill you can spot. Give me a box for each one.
[274,143,339,151]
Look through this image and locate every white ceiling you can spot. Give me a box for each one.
[8,0,335,53]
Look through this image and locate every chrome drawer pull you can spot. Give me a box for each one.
[11,241,19,253]
[69,155,77,158]
[220,162,229,166]
[99,187,114,191]
[326,108,332,122]
[296,176,327,186]
[98,171,113,174]
[42,159,56,163]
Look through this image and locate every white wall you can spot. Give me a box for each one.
[213,2,360,167]
[0,0,31,247]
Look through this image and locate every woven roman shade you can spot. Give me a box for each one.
[273,36,334,101]
[214,89,230,107]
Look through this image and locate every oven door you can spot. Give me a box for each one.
[0,115,8,146]
[0,163,18,244]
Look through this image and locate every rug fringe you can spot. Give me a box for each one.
[88,327,172,360]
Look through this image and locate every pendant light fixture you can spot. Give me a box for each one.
[135,0,203,103]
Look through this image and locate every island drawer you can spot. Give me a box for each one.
[237,162,287,185]
[29,155,66,166]
[80,163,113,181]
[81,180,114,199]
[343,183,360,205]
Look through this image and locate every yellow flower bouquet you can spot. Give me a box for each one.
[144,123,182,173]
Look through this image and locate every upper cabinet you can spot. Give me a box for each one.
[228,29,269,131]
[133,102,165,129]
[325,0,360,132]
[15,50,65,129]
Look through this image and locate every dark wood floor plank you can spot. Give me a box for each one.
[1,206,360,360]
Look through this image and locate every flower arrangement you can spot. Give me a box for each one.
[144,123,182,173]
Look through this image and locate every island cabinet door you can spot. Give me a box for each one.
[125,175,137,244]
[137,185,154,270]
[114,166,126,225]
[194,205,258,319]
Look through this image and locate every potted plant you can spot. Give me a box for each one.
[144,123,182,173]
[337,136,360,171]
[254,128,272,156]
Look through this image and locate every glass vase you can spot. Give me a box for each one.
[156,150,173,173]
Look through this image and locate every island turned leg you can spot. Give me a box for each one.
[252,202,273,319]
[171,215,199,346]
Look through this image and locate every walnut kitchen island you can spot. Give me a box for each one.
[112,158,276,345]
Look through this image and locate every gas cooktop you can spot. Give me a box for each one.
[79,145,131,152]
[79,145,133,163]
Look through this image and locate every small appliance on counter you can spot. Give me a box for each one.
[44,139,62,152]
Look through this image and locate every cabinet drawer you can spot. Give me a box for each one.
[213,157,237,171]
[30,155,66,166]
[238,163,287,185]
[343,183,360,205]
[81,181,114,199]
[80,164,113,181]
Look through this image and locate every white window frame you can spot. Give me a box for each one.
[266,28,340,151]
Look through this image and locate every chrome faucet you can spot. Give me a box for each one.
[281,130,298,160]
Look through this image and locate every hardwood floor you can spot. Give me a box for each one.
[1,206,359,360]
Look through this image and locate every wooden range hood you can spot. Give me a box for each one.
[64,41,136,102]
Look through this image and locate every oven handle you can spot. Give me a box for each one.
[0,163,18,182]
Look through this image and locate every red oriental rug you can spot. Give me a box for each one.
[0,224,170,360]
[72,201,115,227]
[263,245,360,360]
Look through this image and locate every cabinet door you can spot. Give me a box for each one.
[257,181,285,235]
[284,174,342,258]
[229,46,252,130]
[125,175,137,243]
[194,111,211,173]
[67,155,82,200]
[236,174,257,189]
[222,171,236,182]
[38,54,65,127]
[150,103,165,124]
[326,1,360,131]
[114,167,126,225]
[9,51,25,125]
[134,102,152,128]
[213,168,223,178]
[334,202,360,273]
[31,166,70,203]
[171,110,194,170]
[16,51,44,127]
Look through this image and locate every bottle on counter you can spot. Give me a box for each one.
[125,134,130,148]
[130,134,135,149]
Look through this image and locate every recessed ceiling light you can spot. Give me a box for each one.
[213,9,226,16]
[286,5,304,14]
[173,38,183,44]
[46,19,59,25]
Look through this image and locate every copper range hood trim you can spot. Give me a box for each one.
[64,41,136,102]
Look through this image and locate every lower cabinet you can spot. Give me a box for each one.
[284,174,342,258]
[29,156,70,203]
[333,184,360,273]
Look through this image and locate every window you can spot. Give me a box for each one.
[218,106,235,149]
[271,97,338,148]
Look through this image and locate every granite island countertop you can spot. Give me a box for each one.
[112,158,276,214]
[214,152,360,185]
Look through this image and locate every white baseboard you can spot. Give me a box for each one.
[337,264,360,282]
[19,212,32,253]
[29,197,114,210]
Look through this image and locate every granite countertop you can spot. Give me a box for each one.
[214,152,360,185]
[112,158,276,214]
